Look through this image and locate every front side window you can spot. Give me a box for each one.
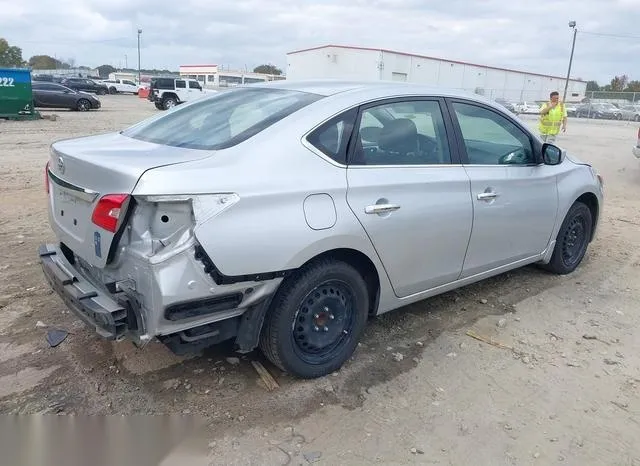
[350,100,452,165]
[452,102,535,165]
[188,81,201,89]
[122,88,322,150]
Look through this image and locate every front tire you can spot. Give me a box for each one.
[259,259,369,379]
[77,99,91,111]
[543,201,593,274]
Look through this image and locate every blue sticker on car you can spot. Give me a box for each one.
[94,231,102,258]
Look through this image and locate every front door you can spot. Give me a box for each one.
[447,100,559,278]
[345,98,473,298]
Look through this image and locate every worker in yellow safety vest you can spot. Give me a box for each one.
[538,91,567,143]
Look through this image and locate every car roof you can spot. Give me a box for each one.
[246,79,491,102]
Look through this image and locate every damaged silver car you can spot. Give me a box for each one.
[39,80,603,378]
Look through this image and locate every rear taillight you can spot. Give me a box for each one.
[91,194,130,233]
[45,161,50,194]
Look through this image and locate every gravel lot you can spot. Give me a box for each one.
[1,96,639,464]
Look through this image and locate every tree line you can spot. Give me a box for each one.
[585,75,640,93]
[0,37,283,77]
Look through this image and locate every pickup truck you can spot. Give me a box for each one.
[99,79,139,95]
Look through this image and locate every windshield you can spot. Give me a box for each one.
[122,87,322,150]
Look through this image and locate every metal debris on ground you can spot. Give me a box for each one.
[46,329,68,347]
[251,361,279,391]
[465,329,513,350]
[303,451,322,463]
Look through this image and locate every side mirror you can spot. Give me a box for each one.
[542,143,563,165]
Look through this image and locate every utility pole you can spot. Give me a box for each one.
[563,21,577,102]
[125,54,128,69]
[137,28,142,84]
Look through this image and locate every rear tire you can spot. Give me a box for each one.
[259,259,369,379]
[163,96,177,110]
[542,201,592,275]
[109,87,117,94]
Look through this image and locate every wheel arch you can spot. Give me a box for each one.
[574,191,599,242]
[296,247,381,317]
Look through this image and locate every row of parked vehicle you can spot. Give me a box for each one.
[30,75,144,112]
[569,102,640,121]
[494,97,640,121]
[33,74,140,95]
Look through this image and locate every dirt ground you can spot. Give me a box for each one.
[1,95,639,465]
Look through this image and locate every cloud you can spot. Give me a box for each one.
[1,0,637,84]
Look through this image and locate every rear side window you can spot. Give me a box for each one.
[306,108,358,164]
[122,88,322,150]
[176,80,186,89]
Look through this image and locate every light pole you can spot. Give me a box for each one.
[137,28,142,84]
[563,21,577,102]
[124,54,128,69]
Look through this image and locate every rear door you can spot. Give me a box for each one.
[344,97,473,298]
[446,99,559,278]
[175,80,188,101]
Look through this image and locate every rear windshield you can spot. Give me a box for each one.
[122,87,322,150]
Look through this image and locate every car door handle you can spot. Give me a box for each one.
[365,204,401,214]
[477,192,498,200]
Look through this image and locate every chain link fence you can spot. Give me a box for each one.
[471,89,640,122]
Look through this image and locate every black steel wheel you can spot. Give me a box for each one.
[259,259,369,378]
[542,201,593,274]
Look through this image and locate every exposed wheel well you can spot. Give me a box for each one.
[300,248,381,318]
[575,192,599,241]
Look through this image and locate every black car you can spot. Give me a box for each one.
[60,77,108,95]
[32,82,101,111]
[576,102,621,119]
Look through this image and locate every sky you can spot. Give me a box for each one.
[2,0,639,85]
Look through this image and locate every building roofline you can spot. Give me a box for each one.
[287,44,585,83]
[179,64,218,68]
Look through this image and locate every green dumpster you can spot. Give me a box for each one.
[0,67,41,120]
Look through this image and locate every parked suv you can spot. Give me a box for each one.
[147,77,209,110]
[60,78,109,95]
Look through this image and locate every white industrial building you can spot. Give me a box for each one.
[286,45,586,103]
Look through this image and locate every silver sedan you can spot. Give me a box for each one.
[39,80,604,378]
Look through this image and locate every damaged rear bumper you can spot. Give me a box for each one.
[38,243,129,340]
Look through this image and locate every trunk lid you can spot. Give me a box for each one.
[47,131,212,268]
